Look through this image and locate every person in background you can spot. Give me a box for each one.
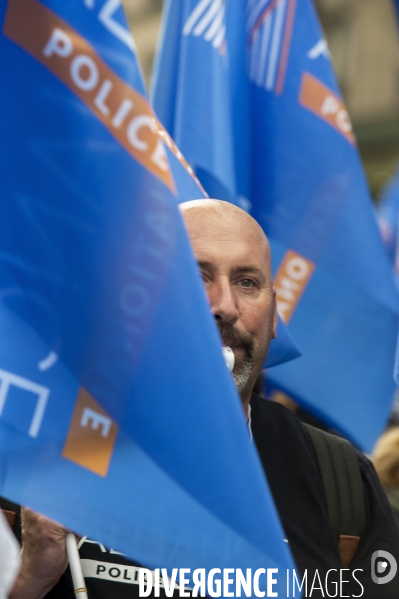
[373,426,399,525]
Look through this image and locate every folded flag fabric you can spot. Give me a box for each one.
[152,0,399,451]
[0,0,294,589]
[264,315,301,369]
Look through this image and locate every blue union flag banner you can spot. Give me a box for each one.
[152,0,399,451]
[0,0,294,587]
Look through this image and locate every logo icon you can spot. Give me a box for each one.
[371,550,397,584]
[183,0,226,52]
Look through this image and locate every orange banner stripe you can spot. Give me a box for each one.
[274,250,315,323]
[299,72,355,145]
[62,387,118,477]
[4,0,175,191]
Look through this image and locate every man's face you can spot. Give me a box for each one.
[182,203,277,401]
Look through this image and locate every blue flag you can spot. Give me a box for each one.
[0,0,294,588]
[152,0,399,451]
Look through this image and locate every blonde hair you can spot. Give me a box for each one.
[372,427,399,487]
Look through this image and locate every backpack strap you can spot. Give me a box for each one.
[304,424,367,567]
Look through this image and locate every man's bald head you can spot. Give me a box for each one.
[179,199,277,409]
[180,199,272,279]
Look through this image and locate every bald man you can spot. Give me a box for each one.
[179,200,399,597]
[6,200,399,599]
[180,200,277,411]
[179,199,277,415]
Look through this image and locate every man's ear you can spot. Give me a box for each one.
[272,288,278,339]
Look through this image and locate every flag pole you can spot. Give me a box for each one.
[66,533,88,599]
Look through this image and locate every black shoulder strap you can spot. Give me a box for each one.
[304,424,367,539]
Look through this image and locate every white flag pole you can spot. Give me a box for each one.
[66,532,88,599]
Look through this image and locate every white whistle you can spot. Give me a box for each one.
[222,346,235,372]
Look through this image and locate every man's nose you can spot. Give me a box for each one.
[208,280,239,324]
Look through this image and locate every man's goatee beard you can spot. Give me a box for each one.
[232,358,254,393]
[217,322,255,394]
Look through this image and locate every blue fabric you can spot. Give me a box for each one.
[152,0,399,451]
[264,315,301,369]
[0,0,293,586]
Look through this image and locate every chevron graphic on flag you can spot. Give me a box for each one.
[183,0,226,52]
[247,0,296,93]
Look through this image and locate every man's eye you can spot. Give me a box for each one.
[239,278,255,287]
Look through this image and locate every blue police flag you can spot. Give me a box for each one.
[152,0,399,451]
[0,0,294,589]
